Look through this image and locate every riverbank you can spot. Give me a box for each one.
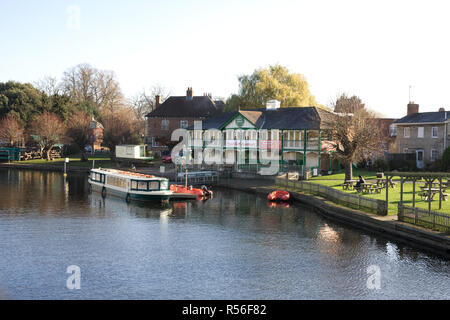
[213,178,450,258]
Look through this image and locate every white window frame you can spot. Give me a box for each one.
[432,127,438,138]
[404,127,410,138]
[431,149,438,162]
[152,137,158,147]
[417,127,424,138]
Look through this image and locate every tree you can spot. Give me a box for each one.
[29,112,66,160]
[0,81,44,123]
[442,147,450,171]
[0,114,24,146]
[101,107,142,154]
[333,94,365,114]
[61,63,124,116]
[130,85,171,120]
[66,110,92,161]
[225,64,319,110]
[325,95,383,181]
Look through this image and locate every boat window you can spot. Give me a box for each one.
[131,180,138,190]
[107,176,127,189]
[160,180,168,190]
[149,181,159,190]
[91,172,105,183]
[138,181,148,190]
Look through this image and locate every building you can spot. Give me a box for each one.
[145,87,224,154]
[87,118,104,152]
[185,102,339,174]
[393,102,449,169]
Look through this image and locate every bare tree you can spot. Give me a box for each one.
[101,106,142,154]
[130,85,171,120]
[29,112,66,160]
[66,110,92,161]
[326,95,383,181]
[34,76,61,97]
[61,63,125,114]
[0,114,24,146]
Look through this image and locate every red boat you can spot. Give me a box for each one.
[170,185,213,200]
[267,190,290,202]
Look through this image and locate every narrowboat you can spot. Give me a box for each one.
[88,168,172,202]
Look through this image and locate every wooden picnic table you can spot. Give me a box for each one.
[360,183,382,194]
[419,188,449,201]
[342,180,357,190]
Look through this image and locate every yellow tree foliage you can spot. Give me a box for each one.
[226,64,321,110]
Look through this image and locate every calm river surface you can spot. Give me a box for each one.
[0,169,448,300]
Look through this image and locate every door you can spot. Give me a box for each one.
[416,149,424,169]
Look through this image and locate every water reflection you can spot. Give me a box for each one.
[0,169,449,300]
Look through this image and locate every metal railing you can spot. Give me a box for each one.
[175,171,219,185]
[275,177,387,215]
[398,204,450,232]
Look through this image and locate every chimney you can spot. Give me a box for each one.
[439,107,445,112]
[407,102,419,115]
[186,87,193,100]
[155,95,161,108]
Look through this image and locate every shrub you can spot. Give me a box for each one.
[374,158,389,172]
[442,147,450,170]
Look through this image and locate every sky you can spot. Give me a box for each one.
[1,0,450,118]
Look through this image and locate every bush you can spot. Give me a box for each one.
[442,147,450,170]
[374,158,389,172]
[62,144,80,157]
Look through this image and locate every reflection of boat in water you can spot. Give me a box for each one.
[169,184,213,200]
[267,201,290,209]
[267,190,290,202]
[89,168,172,202]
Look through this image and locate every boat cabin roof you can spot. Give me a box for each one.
[91,168,167,181]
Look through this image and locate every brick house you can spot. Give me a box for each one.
[145,88,224,154]
[85,118,104,152]
[393,102,449,169]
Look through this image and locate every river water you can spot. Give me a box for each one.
[0,169,448,300]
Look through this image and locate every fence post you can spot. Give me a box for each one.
[415,207,418,224]
[398,203,403,221]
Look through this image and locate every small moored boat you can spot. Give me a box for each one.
[267,190,290,202]
[169,184,213,200]
[88,168,172,202]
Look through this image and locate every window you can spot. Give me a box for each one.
[152,137,158,147]
[417,127,424,138]
[161,119,169,131]
[180,120,188,129]
[432,127,438,138]
[90,172,105,183]
[149,181,160,190]
[404,127,410,138]
[389,124,397,137]
[431,149,439,162]
[160,180,168,190]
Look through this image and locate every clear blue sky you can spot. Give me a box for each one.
[1,0,450,117]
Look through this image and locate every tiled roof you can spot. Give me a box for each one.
[188,107,334,130]
[146,96,222,118]
[394,111,449,124]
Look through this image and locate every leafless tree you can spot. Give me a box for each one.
[29,112,66,160]
[101,106,142,154]
[326,95,383,181]
[34,76,61,97]
[61,63,125,113]
[0,114,24,146]
[130,85,171,120]
[66,110,93,161]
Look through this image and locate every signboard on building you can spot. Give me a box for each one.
[225,140,257,148]
[259,140,281,150]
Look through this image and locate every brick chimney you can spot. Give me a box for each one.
[155,95,161,108]
[439,107,445,112]
[407,102,419,115]
[186,87,193,101]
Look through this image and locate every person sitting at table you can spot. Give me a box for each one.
[355,176,366,191]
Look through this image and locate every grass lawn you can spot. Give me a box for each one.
[308,170,450,215]
[13,154,115,168]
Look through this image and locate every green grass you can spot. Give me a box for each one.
[13,154,115,168]
[308,170,450,215]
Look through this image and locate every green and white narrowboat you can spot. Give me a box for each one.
[88,168,172,202]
